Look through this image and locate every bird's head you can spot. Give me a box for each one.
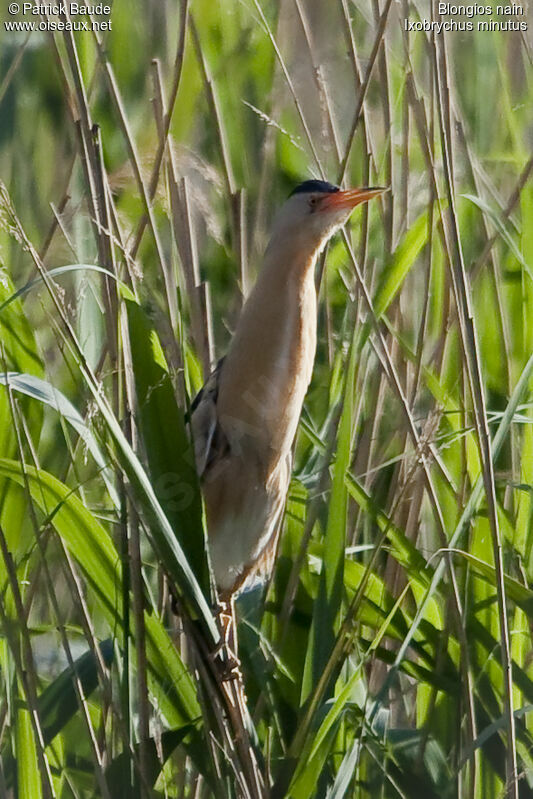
[269,179,386,260]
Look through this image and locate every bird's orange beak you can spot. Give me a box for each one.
[319,186,388,211]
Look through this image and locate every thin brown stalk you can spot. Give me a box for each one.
[90,32,178,330]
[60,28,104,248]
[197,282,215,371]
[174,177,211,376]
[337,0,394,185]
[184,609,266,799]
[338,0,378,175]
[292,0,342,162]
[250,0,325,177]
[47,199,78,260]
[371,0,394,250]
[91,125,119,369]
[188,19,237,200]
[398,0,411,239]
[236,189,249,303]
[128,509,151,796]
[39,190,72,261]
[131,0,190,258]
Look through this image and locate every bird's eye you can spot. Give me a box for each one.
[309,196,319,211]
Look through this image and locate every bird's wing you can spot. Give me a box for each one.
[190,357,229,478]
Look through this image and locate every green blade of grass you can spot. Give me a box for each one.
[0,459,201,729]
[122,290,210,594]
[300,325,358,705]
[373,208,433,319]
[0,372,119,508]
[15,702,42,799]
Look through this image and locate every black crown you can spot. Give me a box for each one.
[290,179,339,196]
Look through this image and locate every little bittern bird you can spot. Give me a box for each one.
[192,180,384,602]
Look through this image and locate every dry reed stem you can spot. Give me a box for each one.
[431,23,518,798]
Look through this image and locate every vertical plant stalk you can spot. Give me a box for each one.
[64,73,137,784]
[236,189,249,302]
[176,177,211,376]
[402,44,481,794]
[431,23,518,799]
[250,0,325,177]
[90,31,178,332]
[337,0,394,184]
[150,60,211,379]
[371,0,394,252]
[403,24,518,794]
[127,507,151,796]
[292,0,342,162]
[131,0,190,258]
[197,281,215,371]
[339,0,378,174]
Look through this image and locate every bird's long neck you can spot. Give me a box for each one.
[216,237,319,470]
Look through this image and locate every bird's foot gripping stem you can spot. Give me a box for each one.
[212,599,246,687]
